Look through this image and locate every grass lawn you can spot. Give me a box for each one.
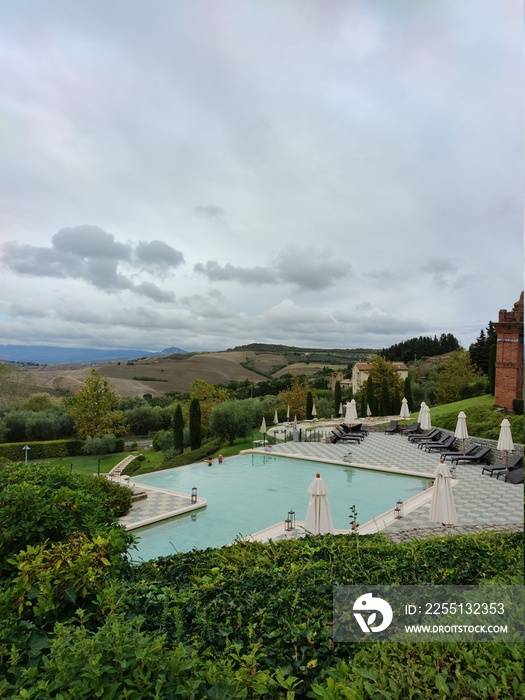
[32,449,165,475]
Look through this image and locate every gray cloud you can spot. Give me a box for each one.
[52,226,131,260]
[1,226,178,303]
[194,260,277,285]
[135,240,184,271]
[194,247,350,292]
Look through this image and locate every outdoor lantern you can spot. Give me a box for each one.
[394,504,401,519]
[284,517,291,532]
[288,509,296,530]
[191,487,197,504]
[450,464,457,479]
[396,500,404,518]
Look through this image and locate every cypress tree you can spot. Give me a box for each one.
[404,376,413,413]
[359,391,367,417]
[333,380,342,416]
[173,404,184,454]
[392,385,401,415]
[366,376,375,416]
[189,398,201,450]
[306,391,313,420]
[488,344,497,395]
[380,377,391,416]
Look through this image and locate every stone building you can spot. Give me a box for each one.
[494,292,524,410]
[351,361,408,394]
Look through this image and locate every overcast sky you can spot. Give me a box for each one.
[0,1,522,353]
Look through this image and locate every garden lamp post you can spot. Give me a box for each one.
[23,445,30,465]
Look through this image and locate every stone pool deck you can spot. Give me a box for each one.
[120,432,523,542]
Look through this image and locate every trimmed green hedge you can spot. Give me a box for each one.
[0,438,125,461]
[0,439,84,461]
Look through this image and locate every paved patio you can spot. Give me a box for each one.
[119,431,523,541]
[260,433,523,536]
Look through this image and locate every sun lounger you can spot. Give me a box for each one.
[496,466,524,484]
[422,435,456,452]
[350,423,369,436]
[408,428,441,443]
[450,447,491,465]
[441,446,478,461]
[482,454,523,477]
[330,429,361,443]
[384,420,398,434]
[400,422,420,435]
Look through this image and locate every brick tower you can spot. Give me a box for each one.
[494,292,524,410]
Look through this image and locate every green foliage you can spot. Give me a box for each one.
[189,397,202,450]
[173,404,184,454]
[435,350,485,404]
[17,393,62,412]
[82,433,117,456]
[0,408,75,443]
[306,391,314,419]
[68,369,129,439]
[0,525,523,697]
[380,377,391,415]
[404,376,413,411]
[382,333,460,363]
[469,322,497,375]
[334,380,343,416]
[209,400,255,445]
[0,463,133,578]
[0,439,83,461]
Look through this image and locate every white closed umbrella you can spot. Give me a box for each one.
[338,402,343,417]
[420,405,431,432]
[293,415,298,430]
[273,409,279,425]
[366,404,372,417]
[429,460,458,525]
[349,399,358,424]
[304,473,334,534]
[400,397,410,421]
[286,405,290,421]
[417,402,427,424]
[311,403,317,419]
[497,418,514,467]
[454,411,469,453]
[260,416,267,447]
[344,401,352,424]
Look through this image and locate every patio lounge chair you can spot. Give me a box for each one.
[350,423,369,436]
[408,428,441,443]
[400,422,420,435]
[384,420,398,434]
[422,435,456,452]
[441,445,478,461]
[496,466,524,484]
[450,446,491,465]
[330,429,361,444]
[482,454,523,477]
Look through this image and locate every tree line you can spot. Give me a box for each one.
[380,333,460,362]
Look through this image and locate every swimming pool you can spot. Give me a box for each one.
[130,453,430,560]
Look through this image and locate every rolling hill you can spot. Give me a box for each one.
[22,345,375,397]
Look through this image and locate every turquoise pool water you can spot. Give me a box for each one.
[130,453,430,560]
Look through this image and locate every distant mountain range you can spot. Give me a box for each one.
[0,345,188,365]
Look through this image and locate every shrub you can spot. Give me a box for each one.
[0,439,84,461]
[0,463,134,578]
